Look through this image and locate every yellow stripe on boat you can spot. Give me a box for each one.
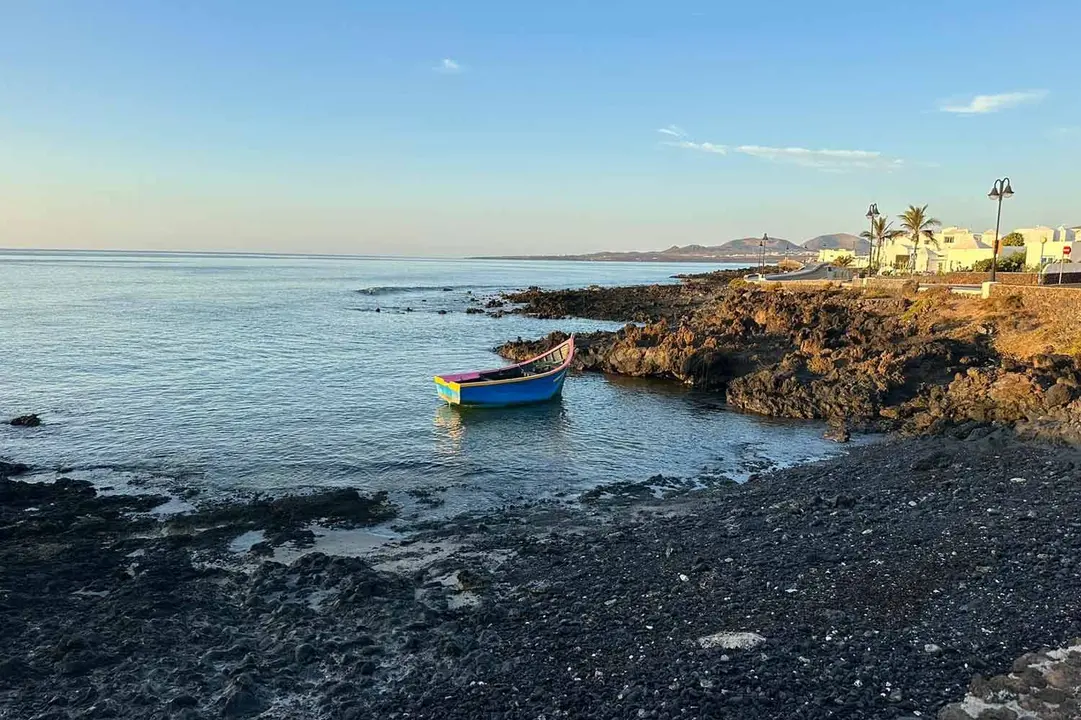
[433,376,461,392]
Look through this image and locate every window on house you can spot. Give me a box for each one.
[944,236,954,244]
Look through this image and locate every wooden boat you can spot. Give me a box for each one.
[434,336,574,407]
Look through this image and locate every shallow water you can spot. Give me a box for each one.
[1,251,846,518]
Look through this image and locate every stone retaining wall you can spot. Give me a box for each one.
[923,272,1039,286]
[988,283,1081,315]
[860,278,912,291]
[759,279,848,289]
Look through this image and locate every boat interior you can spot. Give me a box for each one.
[456,342,571,385]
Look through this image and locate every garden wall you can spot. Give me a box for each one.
[923,272,1039,286]
[988,284,1081,315]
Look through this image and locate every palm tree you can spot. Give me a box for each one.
[898,204,942,273]
[860,215,902,271]
[832,255,855,268]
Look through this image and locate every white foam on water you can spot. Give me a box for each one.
[146,495,197,516]
[228,529,266,554]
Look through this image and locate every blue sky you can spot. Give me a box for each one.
[1,0,1078,255]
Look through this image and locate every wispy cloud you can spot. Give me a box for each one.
[656,125,686,138]
[1049,126,1081,138]
[939,90,1047,114]
[663,140,728,154]
[659,129,902,171]
[435,58,462,74]
[735,145,898,169]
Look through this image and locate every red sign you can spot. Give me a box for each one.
[1065,245,1073,256]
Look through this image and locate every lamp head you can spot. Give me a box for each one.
[1002,178,1014,198]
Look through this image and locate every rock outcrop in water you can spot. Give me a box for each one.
[0,459,29,477]
[500,268,762,323]
[9,413,42,427]
[499,286,1081,440]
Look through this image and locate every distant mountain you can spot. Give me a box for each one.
[718,236,802,253]
[474,238,816,263]
[802,233,868,253]
[659,244,718,256]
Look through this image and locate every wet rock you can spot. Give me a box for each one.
[0,657,37,681]
[167,695,198,710]
[824,422,850,443]
[0,459,30,477]
[294,643,316,664]
[938,709,975,720]
[10,413,42,427]
[1045,383,1074,408]
[221,687,264,718]
[169,488,397,538]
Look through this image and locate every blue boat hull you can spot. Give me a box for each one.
[436,367,569,407]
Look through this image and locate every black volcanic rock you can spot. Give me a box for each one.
[0,459,30,477]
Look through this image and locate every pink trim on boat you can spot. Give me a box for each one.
[439,371,482,382]
[435,337,574,383]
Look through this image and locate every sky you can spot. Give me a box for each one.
[1,0,1079,256]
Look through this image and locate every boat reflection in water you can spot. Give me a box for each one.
[432,400,569,458]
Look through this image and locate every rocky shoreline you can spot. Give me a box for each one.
[499,268,764,323]
[498,284,1081,443]
[5,278,1081,719]
[3,432,1081,719]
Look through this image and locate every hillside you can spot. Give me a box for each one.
[718,235,802,253]
[475,236,815,263]
[802,232,868,253]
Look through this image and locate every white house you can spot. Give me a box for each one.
[878,234,933,272]
[1021,225,1080,267]
[879,226,1026,273]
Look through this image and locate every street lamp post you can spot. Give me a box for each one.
[987,177,1014,282]
[760,233,767,272]
[865,203,880,270]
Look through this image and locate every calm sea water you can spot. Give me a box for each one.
[0,250,843,518]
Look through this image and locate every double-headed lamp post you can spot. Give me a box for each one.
[988,177,1014,282]
[866,203,880,269]
[760,233,768,271]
